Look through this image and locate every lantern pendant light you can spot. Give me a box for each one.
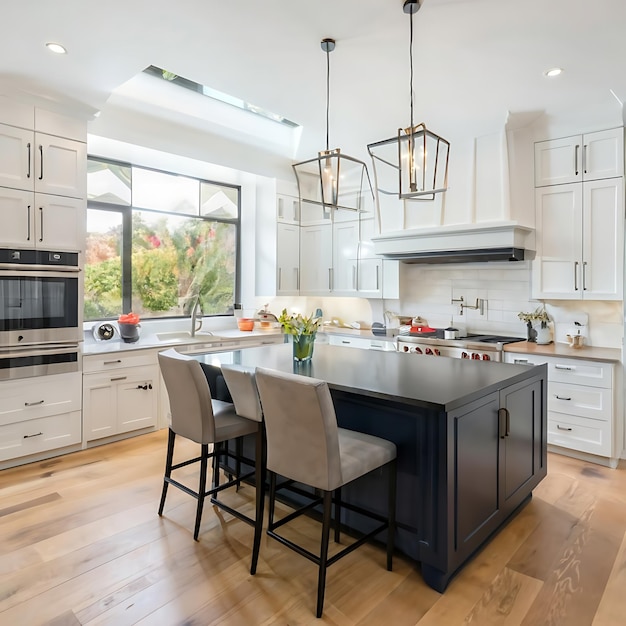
[293,38,373,217]
[367,0,450,202]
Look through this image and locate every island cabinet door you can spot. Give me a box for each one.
[449,391,502,565]
[499,375,547,514]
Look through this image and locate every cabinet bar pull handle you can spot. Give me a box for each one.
[554,364,574,370]
[582,261,587,290]
[24,432,43,438]
[557,425,573,431]
[555,395,572,401]
[514,358,529,364]
[26,205,31,241]
[574,261,579,290]
[110,376,127,381]
[27,142,31,178]
[342,340,351,344]
[38,145,43,180]
[498,407,508,438]
[25,400,45,406]
[136,383,152,390]
[376,265,380,290]
[574,144,579,176]
[296,267,300,291]
[352,265,357,290]
[103,359,122,365]
[583,144,588,174]
[39,207,43,242]
[329,268,333,290]
[278,267,282,290]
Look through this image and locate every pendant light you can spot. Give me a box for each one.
[367,0,450,202]
[293,38,373,217]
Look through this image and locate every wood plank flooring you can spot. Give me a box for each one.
[1,430,625,625]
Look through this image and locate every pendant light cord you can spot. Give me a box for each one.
[325,45,330,152]
[409,7,414,132]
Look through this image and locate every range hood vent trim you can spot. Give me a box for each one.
[386,247,529,264]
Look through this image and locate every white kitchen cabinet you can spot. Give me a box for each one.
[83,352,159,442]
[532,178,623,299]
[504,352,615,461]
[331,218,359,296]
[0,372,82,463]
[276,193,300,224]
[357,216,400,299]
[327,334,396,351]
[276,222,300,295]
[300,222,332,294]
[534,128,623,186]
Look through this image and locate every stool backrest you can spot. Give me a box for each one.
[255,367,341,491]
[158,349,216,443]
[221,364,263,422]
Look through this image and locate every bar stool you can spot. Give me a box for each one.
[157,349,264,550]
[220,363,265,575]
[254,366,397,618]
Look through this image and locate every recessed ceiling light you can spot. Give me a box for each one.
[46,42,67,55]
[543,67,563,78]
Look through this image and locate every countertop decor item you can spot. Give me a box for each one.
[518,306,550,343]
[118,312,141,343]
[278,309,321,362]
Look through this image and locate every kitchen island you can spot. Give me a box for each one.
[194,342,547,592]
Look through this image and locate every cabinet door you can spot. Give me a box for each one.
[36,194,85,250]
[332,220,359,295]
[583,128,624,181]
[117,367,158,434]
[276,222,300,295]
[534,136,581,186]
[0,187,35,246]
[582,177,623,299]
[0,123,34,191]
[34,133,86,199]
[83,374,117,441]
[299,223,332,294]
[276,194,299,223]
[357,258,382,295]
[532,184,582,298]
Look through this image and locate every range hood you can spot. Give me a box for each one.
[372,222,534,264]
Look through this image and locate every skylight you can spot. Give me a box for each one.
[143,65,299,129]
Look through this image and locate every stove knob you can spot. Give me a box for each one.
[425,348,432,355]
[403,345,410,352]
[434,348,440,356]
[472,353,481,360]
[415,347,423,354]
[482,354,491,361]
[462,352,469,359]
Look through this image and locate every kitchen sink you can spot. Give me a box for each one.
[156,330,217,343]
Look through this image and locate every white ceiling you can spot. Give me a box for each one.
[3,0,626,170]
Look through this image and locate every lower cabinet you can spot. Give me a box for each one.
[0,372,82,463]
[83,352,159,442]
[504,352,615,459]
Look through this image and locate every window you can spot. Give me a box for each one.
[85,158,240,321]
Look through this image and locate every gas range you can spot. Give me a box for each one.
[396,330,525,362]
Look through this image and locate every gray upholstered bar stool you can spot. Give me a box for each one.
[220,363,265,575]
[157,349,264,548]
[255,366,397,619]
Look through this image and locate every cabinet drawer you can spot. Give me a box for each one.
[505,353,547,367]
[548,413,611,457]
[548,358,612,388]
[0,372,82,427]
[83,351,156,373]
[548,381,611,421]
[0,410,81,461]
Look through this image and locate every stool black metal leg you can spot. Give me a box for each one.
[267,470,277,531]
[250,424,265,575]
[316,490,333,618]
[194,443,209,541]
[235,436,243,490]
[387,459,397,571]
[158,429,176,516]
[334,486,341,543]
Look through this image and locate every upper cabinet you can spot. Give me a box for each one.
[534,128,624,187]
[0,99,86,252]
[533,126,624,301]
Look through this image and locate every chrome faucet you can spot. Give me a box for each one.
[190,296,203,337]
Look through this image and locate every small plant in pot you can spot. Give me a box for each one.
[518,307,550,343]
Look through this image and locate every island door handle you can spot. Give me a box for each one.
[555,395,572,401]
[557,425,573,432]
[498,408,510,438]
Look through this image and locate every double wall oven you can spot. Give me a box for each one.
[397,330,524,362]
[0,248,82,380]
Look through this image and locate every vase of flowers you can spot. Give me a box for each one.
[517,306,550,343]
[278,309,321,362]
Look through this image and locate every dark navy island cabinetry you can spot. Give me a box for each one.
[194,342,547,592]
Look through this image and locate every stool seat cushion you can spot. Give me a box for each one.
[213,400,259,442]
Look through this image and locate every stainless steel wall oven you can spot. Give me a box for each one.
[0,248,81,347]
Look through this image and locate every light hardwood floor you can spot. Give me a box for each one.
[1,430,625,625]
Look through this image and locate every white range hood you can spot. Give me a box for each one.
[372,221,534,264]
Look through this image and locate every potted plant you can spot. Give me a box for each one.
[278,309,321,361]
[517,306,550,343]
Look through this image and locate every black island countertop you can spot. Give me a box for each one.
[194,341,547,593]
[196,341,541,412]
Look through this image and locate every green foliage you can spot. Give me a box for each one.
[84,257,122,318]
[132,247,179,311]
[278,309,321,337]
[518,306,550,324]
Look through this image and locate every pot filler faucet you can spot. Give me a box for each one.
[190,296,203,337]
[451,296,486,316]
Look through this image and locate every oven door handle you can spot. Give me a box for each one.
[0,264,81,274]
